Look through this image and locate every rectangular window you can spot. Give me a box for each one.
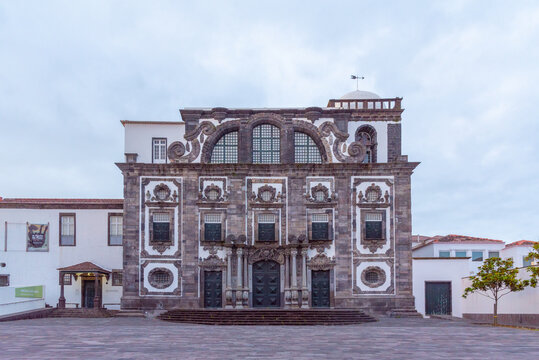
[258,214,276,242]
[439,251,450,258]
[472,251,483,261]
[108,214,123,246]
[152,213,170,242]
[0,275,9,287]
[311,214,329,241]
[455,251,467,258]
[112,271,123,286]
[488,251,500,259]
[365,213,383,240]
[152,138,167,163]
[59,214,76,246]
[59,273,72,285]
[204,214,222,242]
[523,256,532,267]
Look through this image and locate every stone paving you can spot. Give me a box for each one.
[0,317,537,359]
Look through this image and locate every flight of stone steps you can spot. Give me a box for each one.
[157,309,377,326]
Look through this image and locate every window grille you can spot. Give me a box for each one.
[206,189,219,201]
[365,271,379,284]
[210,131,238,163]
[312,214,328,222]
[314,190,326,202]
[260,190,273,202]
[152,271,170,284]
[294,132,322,163]
[366,189,379,202]
[153,213,170,222]
[252,124,280,164]
[365,213,382,222]
[153,138,167,163]
[258,214,275,223]
[204,214,221,223]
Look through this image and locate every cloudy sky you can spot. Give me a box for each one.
[1,1,538,242]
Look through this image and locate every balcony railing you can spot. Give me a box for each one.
[327,97,401,111]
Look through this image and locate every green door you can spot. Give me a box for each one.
[425,282,451,315]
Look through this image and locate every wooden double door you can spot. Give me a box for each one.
[311,270,330,308]
[425,282,451,315]
[252,260,280,308]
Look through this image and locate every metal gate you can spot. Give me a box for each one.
[425,282,451,315]
[252,260,280,308]
[204,271,222,308]
[311,270,330,308]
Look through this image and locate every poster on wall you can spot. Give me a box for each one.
[26,223,49,252]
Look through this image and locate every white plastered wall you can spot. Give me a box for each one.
[0,208,123,309]
[124,123,185,163]
[347,121,388,163]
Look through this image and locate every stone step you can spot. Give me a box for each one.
[115,310,146,318]
[389,308,423,318]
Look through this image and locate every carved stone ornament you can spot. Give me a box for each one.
[317,121,369,163]
[360,266,386,288]
[147,267,174,289]
[359,183,389,204]
[306,183,333,203]
[201,183,226,202]
[152,242,172,255]
[167,141,186,162]
[362,237,386,253]
[251,184,284,203]
[248,248,285,265]
[151,183,172,202]
[307,253,336,271]
[199,255,226,270]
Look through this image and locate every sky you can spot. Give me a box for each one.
[1,0,538,242]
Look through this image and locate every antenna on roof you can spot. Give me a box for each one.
[350,75,365,90]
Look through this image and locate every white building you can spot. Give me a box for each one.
[0,198,124,314]
[412,234,538,326]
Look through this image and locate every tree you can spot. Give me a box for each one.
[463,257,529,325]
[525,242,539,287]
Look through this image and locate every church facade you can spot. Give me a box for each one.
[119,91,419,314]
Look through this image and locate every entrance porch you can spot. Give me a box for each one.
[57,262,111,309]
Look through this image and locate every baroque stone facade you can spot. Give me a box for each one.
[118,90,419,314]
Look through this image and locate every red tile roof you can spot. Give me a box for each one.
[0,198,123,209]
[57,262,111,274]
[505,240,537,248]
[413,234,504,250]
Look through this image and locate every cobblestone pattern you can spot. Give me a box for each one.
[0,317,537,359]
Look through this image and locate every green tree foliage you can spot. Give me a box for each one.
[525,242,539,287]
[462,257,529,325]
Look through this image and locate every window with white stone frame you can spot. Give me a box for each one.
[152,138,167,164]
[364,212,383,240]
[257,213,276,242]
[151,212,172,243]
[311,213,329,241]
[204,213,222,242]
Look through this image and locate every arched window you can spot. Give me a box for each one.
[252,124,280,164]
[210,131,238,163]
[294,132,322,163]
[355,125,377,163]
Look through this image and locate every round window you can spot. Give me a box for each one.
[148,268,173,289]
[156,189,168,200]
[314,190,326,202]
[207,189,219,201]
[261,190,273,202]
[365,271,379,284]
[360,266,386,288]
[365,189,379,202]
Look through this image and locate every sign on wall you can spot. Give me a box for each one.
[15,285,44,298]
[26,223,49,252]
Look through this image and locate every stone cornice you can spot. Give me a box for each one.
[115,161,420,175]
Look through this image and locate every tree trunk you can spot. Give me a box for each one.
[493,301,498,326]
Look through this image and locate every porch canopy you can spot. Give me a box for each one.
[57,262,111,309]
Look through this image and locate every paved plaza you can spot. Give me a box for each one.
[0,316,537,359]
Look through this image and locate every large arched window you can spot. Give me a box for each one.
[252,124,280,164]
[210,131,238,163]
[294,131,322,163]
[355,125,377,163]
